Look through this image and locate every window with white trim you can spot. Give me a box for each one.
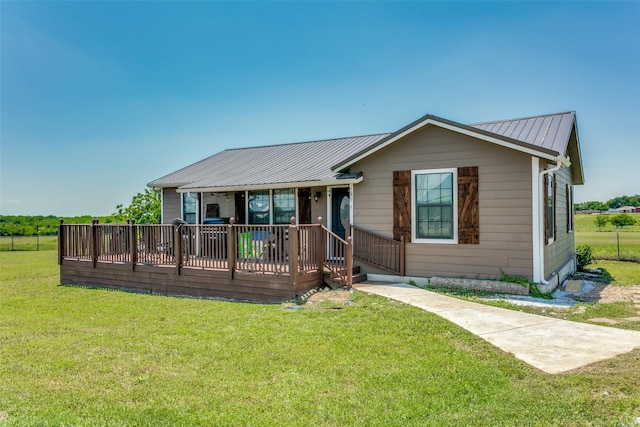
[273,188,296,224]
[412,168,457,243]
[546,173,555,243]
[248,190,270,224]
[182,193,198,224]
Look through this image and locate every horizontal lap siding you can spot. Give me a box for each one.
[544,167,575,277]
[162,188,181,224]
[353,125,533,279]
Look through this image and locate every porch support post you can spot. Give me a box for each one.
[227,218,236,280]
[289,217,299,287]
[129,220,137,271]
[345,217,351,240]
[174,224,182,275]
[346,236,353,289]
[91,219,99,268]
[58,219,64,265]
[316,216,325,273]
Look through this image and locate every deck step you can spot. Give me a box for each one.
[322,267,366,288]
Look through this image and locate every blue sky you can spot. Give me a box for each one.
[1,1,638,216]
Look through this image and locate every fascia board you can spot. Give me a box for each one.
[175,176,364,194]
[333,117,559,171]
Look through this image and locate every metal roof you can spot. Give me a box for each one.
[148,133,390,190]
[149,111,581,191]
[470,111,575,154]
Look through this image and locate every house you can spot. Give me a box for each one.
[614,206,638,213]
[148,111,584,290]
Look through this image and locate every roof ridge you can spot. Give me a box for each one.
[469,111,575,126]
[223,132,392,152]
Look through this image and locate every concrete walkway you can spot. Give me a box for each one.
[354,282,640,374]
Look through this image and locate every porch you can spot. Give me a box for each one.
[58,218,405,303]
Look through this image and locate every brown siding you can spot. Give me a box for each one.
[544,166,575,277]
[352,125,533,279]
[60,260,303,303]
[162,188,181,224]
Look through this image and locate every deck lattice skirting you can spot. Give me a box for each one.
[58,218,352,303]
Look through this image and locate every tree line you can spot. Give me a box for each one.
[575,194,640,211]
[1,189,161,236]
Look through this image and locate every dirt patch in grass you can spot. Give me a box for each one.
[569,270,637,303]
[305,289,354,306]
[573,282,637,303]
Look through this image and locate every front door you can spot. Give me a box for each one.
[331,187,350,240]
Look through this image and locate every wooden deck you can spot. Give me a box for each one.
[58,219,350,303]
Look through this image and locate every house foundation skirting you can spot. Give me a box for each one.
[60,260,321,303]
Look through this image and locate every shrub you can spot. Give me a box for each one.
[575,244,593,271]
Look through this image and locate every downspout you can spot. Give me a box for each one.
[536,155,571,285]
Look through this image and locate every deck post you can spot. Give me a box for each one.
[346,236,353,289]
[174,224,182,275]
[288,217,299,287]
[316,216,325,273]
[345,217,351,240]
[129,220,137,270]
[227,218,236,280]
[91,219,99,268]
[399,235,405,276]
[58,219,64,265]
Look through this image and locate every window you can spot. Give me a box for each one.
[412,168,457,242]
[545,173,556,243]
[273,189,296,224]
[182,193,198,224]
[248,190,270,224]
[567,184,574,233]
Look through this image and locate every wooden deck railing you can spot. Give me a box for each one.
[321,225,352,288]
[351,224,404,275]
[58,217,353,288]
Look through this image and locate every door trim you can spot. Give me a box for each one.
[326,185,353,237]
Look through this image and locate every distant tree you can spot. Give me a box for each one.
[609,213,636,229]
[606,194,640,209]
[594,215,609,231]
[576,201,608,211]
[114,188,161,224]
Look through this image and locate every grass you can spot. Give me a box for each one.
[0,235,58,252]
[2,251,640,425]
[575,212,640,262]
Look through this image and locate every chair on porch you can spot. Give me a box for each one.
[239,231,275,259]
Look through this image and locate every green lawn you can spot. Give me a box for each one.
[0,235,58,252]
[1,251,640,426]
[575,212,640,262]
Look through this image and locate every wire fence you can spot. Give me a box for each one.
[575,230,640,263]
[0,235,59,252]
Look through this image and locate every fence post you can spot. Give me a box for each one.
[346,236,353,289]
[399,235,405,276]
[91,219,99,268]
[174,224,182,276]
[130,220,137,270]
[227,218,236,280]
[617,232,620,260]
[58,219,64,265]
[289,217,299,287]
[316,217,325,273]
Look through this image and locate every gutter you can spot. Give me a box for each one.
[535,154,571,285]
[174,176,365,194]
